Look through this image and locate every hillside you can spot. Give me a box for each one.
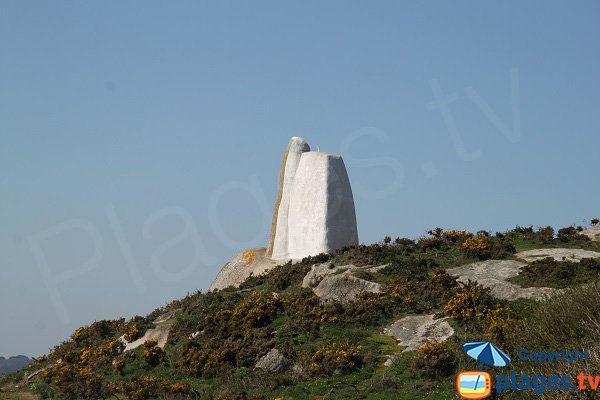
[0,356,31,377]
[3,223,600,400]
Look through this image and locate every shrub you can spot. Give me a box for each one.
[444,281,496,327]
[124,315,149,342]
[384,266,457,313]
[308,341,363,376]
[240,262,312,290]
[461,235,489,258]
[175,343,235,378]
[113,358,125,375]
[42,363,108,400]
[395,237,414,246]
[443,230,474,243]
[70,319,125,347]
[410,341,456,378]
[510,257,600,288]
[143,339,167,368]
[417,236,446,251]
[557,226,589,242]
[241,250,256,264]
[537,226,555,242]
[230,291,283,327]
[482,305,519,344]
[110,376,193,400]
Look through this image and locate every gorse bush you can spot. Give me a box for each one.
[482,304,519,344]
[42,362,108,400]
[510,257,600,288]
[384,266,457,313]
[506,224,595,248]
[444,281,518,346]
[462,235,489,258]
[557,226,588,242]
[444,281,496,325]
[142,339,167,368]
[109,376,193,400]
[124,315,150,342]
[307,341,363,376]
[410,341,456,378]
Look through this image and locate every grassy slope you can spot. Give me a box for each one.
[7,226,600,400]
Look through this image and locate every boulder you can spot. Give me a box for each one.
[384,314,454,352]
[121,324,170,352]
[515,248,600,263]
[446,259,554,301]
[581,226,600,241]
[209,247,279,291]
[302,263,390,289]
[302,263,355,288]
[313,274,382,303]
[255,348,290,373]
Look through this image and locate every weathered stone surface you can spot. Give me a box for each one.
[154,309,179,324]
[25,368,45,381]
[285,152,358,260]
[515,248,600,263]
[313,274,381,303]
[255,348,290,373]
[209,247,279,291]
[268,137,310,259]
[384,315,454,352]
[122,324,170,352]
[302,263,356,288]
[581,226,600,241]
[301,263,389,289]
[446,260,554,300]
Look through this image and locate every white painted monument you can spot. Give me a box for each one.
[210,136,359,290]
[268,137,358,260]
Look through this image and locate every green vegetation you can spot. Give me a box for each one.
[509,257,600,288]
[4,224,600,399]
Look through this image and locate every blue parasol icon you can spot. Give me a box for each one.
[463,341,511,367]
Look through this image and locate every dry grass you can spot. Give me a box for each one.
[508,282,600,399]
[0,390,39,400]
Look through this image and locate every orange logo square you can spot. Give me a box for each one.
[456,371,492,399]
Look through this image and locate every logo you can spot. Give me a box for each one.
[457,341,511,399]
[458,342,594,397]
[457,371,492,399]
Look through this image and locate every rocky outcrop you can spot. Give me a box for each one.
[254,348,290,372]
[302,263,353,288]
[301,262,388,289]
[581,226,600,241]
[515,248,600,263]
[384,315,454,352]
[209,248,278,291]
[446,259,555,301]
[121,310,177,352]
[313,274,381,303]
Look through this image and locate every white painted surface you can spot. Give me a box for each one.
[280,152,358,260]
[271,137,310,259]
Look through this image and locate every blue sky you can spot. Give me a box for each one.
[1,1,599,357]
